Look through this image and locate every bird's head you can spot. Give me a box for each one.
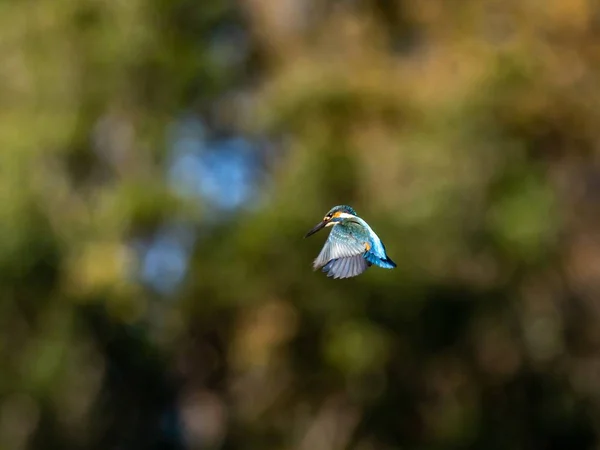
[304,205,358,238]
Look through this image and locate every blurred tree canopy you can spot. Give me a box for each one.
[3,0,600,449]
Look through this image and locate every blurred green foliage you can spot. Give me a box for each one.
[2,0,600,449]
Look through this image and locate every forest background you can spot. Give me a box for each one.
[2,1,600,449]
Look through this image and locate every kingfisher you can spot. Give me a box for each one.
[304,205,396,279]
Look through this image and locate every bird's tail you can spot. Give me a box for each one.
[365,253,396,269]
[378,256,396,269]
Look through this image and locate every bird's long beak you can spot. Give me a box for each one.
[304,220,327,238]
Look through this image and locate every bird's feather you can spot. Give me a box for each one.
[313,221,373,279]
[322,254,370,279]
[365,249,397,268]
[313,221,369,270]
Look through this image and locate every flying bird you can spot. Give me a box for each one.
[304,205,396,279]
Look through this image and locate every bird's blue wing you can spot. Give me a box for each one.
[313,222,371,279]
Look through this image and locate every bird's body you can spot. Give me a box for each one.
[305,205,396,279]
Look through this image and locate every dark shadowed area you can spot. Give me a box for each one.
[3,1,600,449]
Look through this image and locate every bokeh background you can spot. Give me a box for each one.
[4,0,600,449]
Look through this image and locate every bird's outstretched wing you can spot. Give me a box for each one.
[322,254,370,279]
[313,222,371,279]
